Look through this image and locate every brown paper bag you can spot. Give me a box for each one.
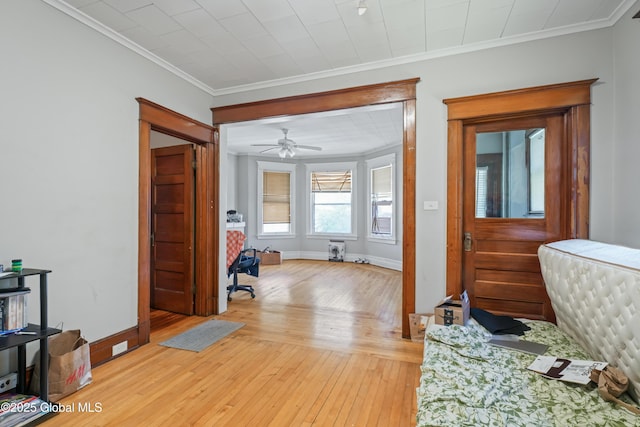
[30,330,92,401]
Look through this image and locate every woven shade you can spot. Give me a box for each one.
[311,171,351,192]
[263,171,290,224]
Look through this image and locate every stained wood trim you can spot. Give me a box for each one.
[138,120,151,345]
[443,79,598,121]
[445,79,597,299]
[402,99,416,339]
[211,79,419,339]
[445,120,464,297]
[89,326,139,367]
[137,98,218,346]
[138,98,215,142]
[211,78,419,124]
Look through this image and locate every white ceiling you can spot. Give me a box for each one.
[49,0,637,157]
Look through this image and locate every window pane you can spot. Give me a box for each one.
[313,204,351,233]
[371,164,392,235]
[475,128,545,218]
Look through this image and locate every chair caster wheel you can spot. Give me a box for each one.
[251,293,255,299]
[227,296,232,302]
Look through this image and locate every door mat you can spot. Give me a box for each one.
[159,319,244,352]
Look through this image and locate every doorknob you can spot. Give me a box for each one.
[464,232,472,252]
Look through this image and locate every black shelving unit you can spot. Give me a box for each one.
[0,268,61,425]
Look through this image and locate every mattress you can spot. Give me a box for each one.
[539,239,640,403]
[416,318,640,426]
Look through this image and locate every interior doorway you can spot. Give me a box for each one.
[211,79,419,338]
[137,98,218,346]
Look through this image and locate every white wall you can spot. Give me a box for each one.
[214,28,619,314]
[0,0,213,372]
[612,2,640,246]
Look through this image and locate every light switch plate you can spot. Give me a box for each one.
[423,201,438,210]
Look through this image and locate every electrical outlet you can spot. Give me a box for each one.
[112,341,128,356]
[0,372,18,392]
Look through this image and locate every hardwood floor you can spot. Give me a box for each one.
[42,260,422,426]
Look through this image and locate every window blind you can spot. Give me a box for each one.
[263,171,290,224]
[311,171,351,192]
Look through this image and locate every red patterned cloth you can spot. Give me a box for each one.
[226,230,246,269]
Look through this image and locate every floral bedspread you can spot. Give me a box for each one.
[416,319,640,426]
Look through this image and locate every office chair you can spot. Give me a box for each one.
[226,230,260,301]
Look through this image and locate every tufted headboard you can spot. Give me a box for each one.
[538,239,640,403]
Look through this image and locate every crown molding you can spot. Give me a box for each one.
[42,0,216,96]
[44,0,635,98]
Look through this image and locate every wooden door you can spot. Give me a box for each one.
[462,114,565,321]
[151,145,195,315]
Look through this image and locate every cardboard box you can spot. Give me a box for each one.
[434,290,470,326]
[409,313,432,342]
[257,251,282,265]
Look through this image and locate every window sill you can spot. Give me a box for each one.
[367,236,396,245]
[257,234,296,239]
[306,233,358,241]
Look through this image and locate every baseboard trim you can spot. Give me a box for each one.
[89,326,140,368]
[285,251,402,271]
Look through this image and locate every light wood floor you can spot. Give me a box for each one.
[43,260,422,426]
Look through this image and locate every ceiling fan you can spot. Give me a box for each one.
[251,128,322,158]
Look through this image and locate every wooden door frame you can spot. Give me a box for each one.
[137,98,219,345]
[444,79,597,298]
[211,78,419,339]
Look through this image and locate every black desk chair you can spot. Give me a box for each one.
[226,230,260,301]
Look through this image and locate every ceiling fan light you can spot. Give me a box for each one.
[357,0,367,15]
[278,147,287,158]
[287,147,295,158]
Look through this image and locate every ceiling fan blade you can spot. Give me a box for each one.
[296,144,322,151]
[251,143,280,147]
[259,147,279,153]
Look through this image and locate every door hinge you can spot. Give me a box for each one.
[192,282,196,295]
[464,232,472,252]
[192,160,197,170]
[150,233,155,247]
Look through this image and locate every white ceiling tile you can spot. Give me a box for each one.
[425,2,469,33]
[153,0,201,17]
[307,19,350,47]
[242,0,296,22]
[425,0,469,11]
[263,15,309,43]
[387,24,426,55]
[356,45,393,63]
[125,5,182,35]
[79,2,138,32]
[426,27,465,50]
[288,0,341,25]
[279,37,331,73]
[242,35,286,59]
[502,0,557,37]
[121,26,171,51]
[381,0,425,31]
[201,33,247,56]
[260,53,305,77]
[159,29,209,54]
[173,9,228,39]
[195,0,248,19]
[102,0,152,13]
[219,12,268,41]
[318,42,359,68]
[347,22,389,51]
[463,0,513,43]
[546,0,602,28]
